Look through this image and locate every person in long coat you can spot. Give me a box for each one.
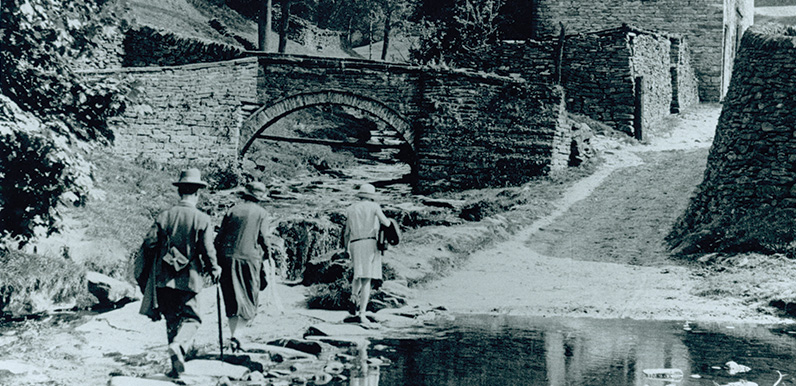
[214,181,272,351]
[140,168,222,377]
[344,183,390,325]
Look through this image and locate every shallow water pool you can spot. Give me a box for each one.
[364,314,796,386]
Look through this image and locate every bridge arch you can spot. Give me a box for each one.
[240,90,415,157]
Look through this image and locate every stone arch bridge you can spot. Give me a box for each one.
[241,54,572,194]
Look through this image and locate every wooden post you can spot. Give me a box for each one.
[634,76,644,141]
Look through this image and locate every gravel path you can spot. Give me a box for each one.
[414,104,786,324]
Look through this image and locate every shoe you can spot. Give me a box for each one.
[347,301,357,316]
[229,337,243,353]
[168,342,186,375]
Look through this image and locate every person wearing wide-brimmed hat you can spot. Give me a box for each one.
[343,183,390,326]
[214,181,273,351]
[139,168,222,377]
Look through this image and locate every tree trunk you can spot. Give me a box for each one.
[380,9,392,61]
[278,0,290,53]
[258,0,273,51]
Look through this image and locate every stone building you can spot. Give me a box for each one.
[482,25,699,139]
[668,24,796,255]
[529,0,754,102]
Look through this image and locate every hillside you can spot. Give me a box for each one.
[125,0,355,58]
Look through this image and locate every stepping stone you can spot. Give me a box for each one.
[266,338,323,356]
[305,335,368,348]
[306,323,372,338]
[183,359,250,379]
[239,343,317,360]
[109,376,177,386]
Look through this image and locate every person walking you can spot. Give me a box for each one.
[215,181,272,351]
[343,183,390,326]
[139,168,222,377]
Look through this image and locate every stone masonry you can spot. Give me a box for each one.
[532,0,754,102]
[482,25,694,137]
[668,24,796,254]
[78,58,259,164]
[245,53,572,193]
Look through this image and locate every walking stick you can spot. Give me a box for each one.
[216,283,224,361]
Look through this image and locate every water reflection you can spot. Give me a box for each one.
[350,341,381,386]
[369,315,796,386]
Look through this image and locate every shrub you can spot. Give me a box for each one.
[0,123,93,245]
[0,248,88,316]
[204,156,243,190]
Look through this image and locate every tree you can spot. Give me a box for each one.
[259,0,273,51]
[375,0,416,61]
[410,0,505,68]
[278,0,291,53]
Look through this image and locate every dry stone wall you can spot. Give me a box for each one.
[415,77,568,193]
[533,0,753,102]
[477,26,693,138]
[78,58,259,164]
[668,24,796,254]
[122,26,245,67]
[629,32,673,133]
[671,37,700,113]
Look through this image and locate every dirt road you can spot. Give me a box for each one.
[414,104,785,324]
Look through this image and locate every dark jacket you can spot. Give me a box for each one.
[142,200,218,295]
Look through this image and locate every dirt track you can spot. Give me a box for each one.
[413,104,786,324]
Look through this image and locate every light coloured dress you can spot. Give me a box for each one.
[344,200,388,280]
[215,201,270,320]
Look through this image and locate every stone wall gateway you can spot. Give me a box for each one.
[78,58,259,164]
[668,24,796,255]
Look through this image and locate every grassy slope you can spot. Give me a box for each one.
[127,0,354,58]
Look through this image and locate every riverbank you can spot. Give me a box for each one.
[2,103,795,385]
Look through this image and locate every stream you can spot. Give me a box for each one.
[365,314,795,386]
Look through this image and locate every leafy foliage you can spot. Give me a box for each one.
[410,0,505,67]
[0,0,126,141]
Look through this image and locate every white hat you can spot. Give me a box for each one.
[355,183,377,199]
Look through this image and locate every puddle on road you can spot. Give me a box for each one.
[366,314,796,386]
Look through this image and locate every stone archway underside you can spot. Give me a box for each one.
[240,90,414,157]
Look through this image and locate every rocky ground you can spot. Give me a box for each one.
[1,103,794,385]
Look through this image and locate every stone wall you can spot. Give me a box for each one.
[479,26,690,138]
[670,37,700,113]
[563,29,636,135]
[533,0,754,102]
[668,24,796,254]
[629,31,673,134]
[78,58,259,164]
[248,54,572,193]
[288,16,345,52]
[415,77,568,193]
[122,26,245,67]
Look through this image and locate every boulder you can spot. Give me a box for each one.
[266,338,324,356]
[276,217,342,282]
[183,359,250,379]
[86,271,138,309]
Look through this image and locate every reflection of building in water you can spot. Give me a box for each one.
[351,342,380,386]
[544,319,692,385]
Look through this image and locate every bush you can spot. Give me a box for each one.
[0,125,93,244]
[1,0,125,142]
[0,249,88,316]
[204,156,242,190]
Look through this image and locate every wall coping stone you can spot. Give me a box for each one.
[75,57,258,75]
